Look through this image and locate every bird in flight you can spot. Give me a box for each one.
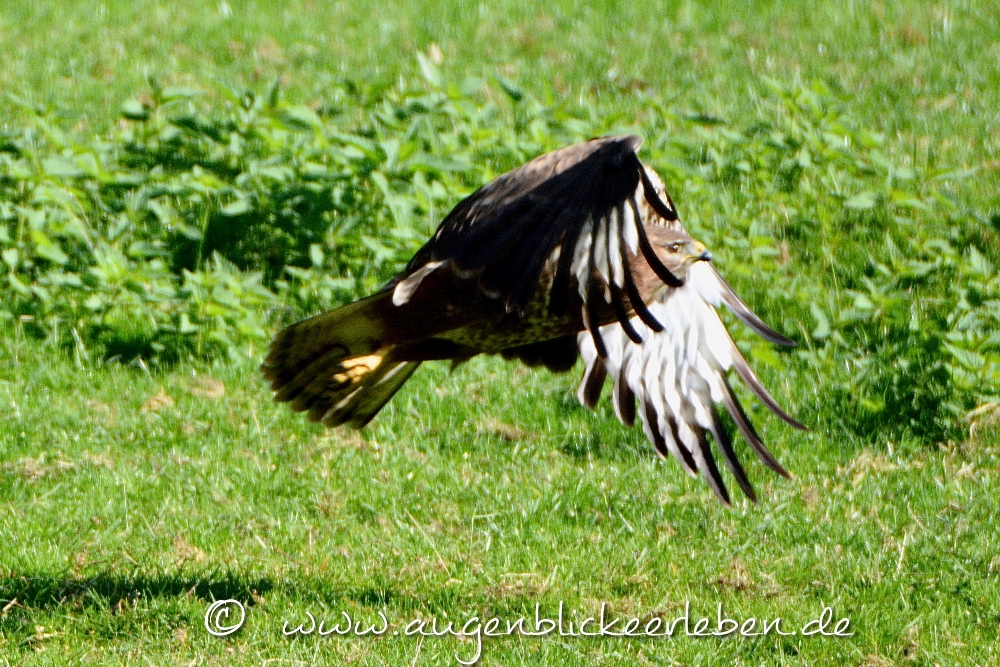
[262,135,805,504]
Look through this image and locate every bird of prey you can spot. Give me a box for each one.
[262,135,805,504]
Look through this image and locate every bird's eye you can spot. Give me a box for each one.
[667,242,683,253]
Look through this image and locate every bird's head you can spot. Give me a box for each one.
[648,226,711,270]
[632,227,712,300]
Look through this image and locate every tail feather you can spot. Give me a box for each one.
[263,293,389,386]
[262,292,420,428]
[326,359,420,427]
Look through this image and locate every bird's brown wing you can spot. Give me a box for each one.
[389,135,683,358]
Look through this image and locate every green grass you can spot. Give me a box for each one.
[2,338,999,665]
[2,0,1000,664]
[4,0,1000,172]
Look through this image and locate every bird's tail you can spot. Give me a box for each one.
[261,292,421,428]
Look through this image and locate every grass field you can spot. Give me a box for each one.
[2,1,999,665]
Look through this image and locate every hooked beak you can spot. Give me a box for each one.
[692,241,712,262]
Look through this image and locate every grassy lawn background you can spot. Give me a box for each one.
[2,0,999,665]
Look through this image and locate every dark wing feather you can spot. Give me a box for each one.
[711,267,796,347]
[396,135,681,355]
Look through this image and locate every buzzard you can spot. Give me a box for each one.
[262,135,805,504]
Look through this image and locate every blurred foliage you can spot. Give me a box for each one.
[0,70,997,443]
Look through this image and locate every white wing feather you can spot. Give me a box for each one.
[577,261,799,504]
